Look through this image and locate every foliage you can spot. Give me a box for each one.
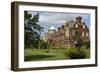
[64,47,89,59]
[24,11,44,49]
[39,39,48,49]
[81,41,90,49]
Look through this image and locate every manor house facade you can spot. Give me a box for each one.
[43,16,90,48]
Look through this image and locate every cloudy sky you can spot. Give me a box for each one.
[27,11,90,37]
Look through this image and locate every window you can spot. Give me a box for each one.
[83,25,85,28]
[65,30,69,36]
[75,24,78,28]
[65,28,69,36]
[86,32,88,36]
[82,32,85,36]
[72,30,75,35]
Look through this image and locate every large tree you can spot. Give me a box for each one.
[24,11,43,49]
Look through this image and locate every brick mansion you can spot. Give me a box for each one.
[43,16,90,48]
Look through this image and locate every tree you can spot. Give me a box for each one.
[39,39,48,49]
[24,11,43,49]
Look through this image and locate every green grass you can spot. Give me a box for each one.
[24,48,90,61]
[24,49,68,61]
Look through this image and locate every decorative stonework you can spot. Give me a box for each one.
[44,16,89,48]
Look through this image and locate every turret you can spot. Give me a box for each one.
[48,26,56,34]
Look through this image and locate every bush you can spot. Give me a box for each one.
[78,48,87,58]
[64,48,88,59]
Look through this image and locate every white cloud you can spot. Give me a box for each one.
[27,11,90,36]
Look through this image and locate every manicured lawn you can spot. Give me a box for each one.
[24,49,68,61]
[24,48,90,61]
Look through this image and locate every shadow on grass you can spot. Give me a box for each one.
[24,54,56,61]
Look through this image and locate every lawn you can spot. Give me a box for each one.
[24,49,68,61]
[24,48,90,61]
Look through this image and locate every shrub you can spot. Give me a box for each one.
[81,45,87,49]
[78,48,87,58]
[64,47,88,59]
